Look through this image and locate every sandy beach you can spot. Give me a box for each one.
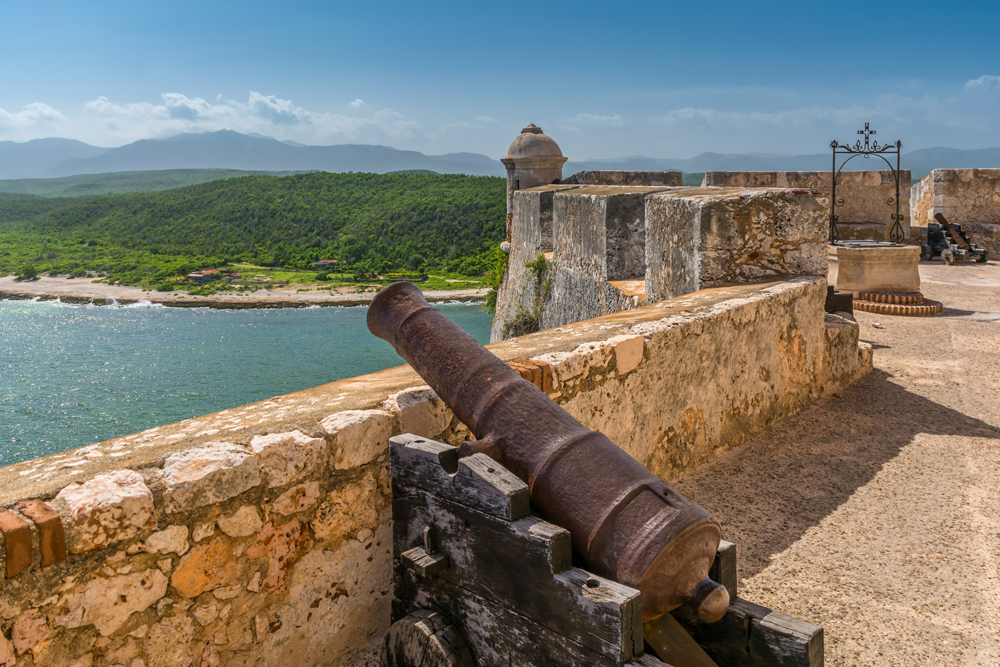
[0,275,486,308]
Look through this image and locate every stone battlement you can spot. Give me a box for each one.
[0,277,870,666]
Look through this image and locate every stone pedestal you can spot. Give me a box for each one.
[827,243,921,293]
[827,243,941,316]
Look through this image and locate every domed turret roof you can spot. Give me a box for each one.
[505,124,564,159]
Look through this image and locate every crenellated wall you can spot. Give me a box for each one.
[0,278,871,667]
[703,170,911,242]
[492,183,827,342]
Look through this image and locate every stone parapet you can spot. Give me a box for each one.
[493,184,827,340]
[0,277,870,666]
[704,170,911,242]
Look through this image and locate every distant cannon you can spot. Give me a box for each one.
[367,281,729,624]
[922,213,988,264]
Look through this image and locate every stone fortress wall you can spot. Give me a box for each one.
[0,276,871,667]
[911,168,1000,256]
[491,183,829,340]
[702,170,911,242]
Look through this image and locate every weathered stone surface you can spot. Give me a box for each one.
[192,604,218,626]
[321,409,395,470]
[253,614,268,643]
[170,537,238,599]
[144,616,194,667]
[144,525,189,555]
[0,634,14,667]
[161,442,260,512]
[247,571,263,593]
[57,569,168,635]
[245,518,309,595]
[705,170,910,242]
[212,585,241,600]
[827,244,921,293]
[217,505,263,538]
[249,430,325,488]
[312,472,380,546]
[271,523,393,663]
[192,522,214,542]
[13,608,50,658]
[53,469,153,553]
[272,481,321,515]
[201,644,221,667]
[384,387,451,439]
[607,334,644,374]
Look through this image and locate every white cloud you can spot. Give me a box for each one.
[965,75,1000,89]
[26,91,423,146]
[561,113,625,128]
[349,98,366,108]
[0,102,65,132]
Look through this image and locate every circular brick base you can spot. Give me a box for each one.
[854,298,943,317]
[856,291,924,305]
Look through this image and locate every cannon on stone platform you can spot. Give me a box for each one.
[369,282,823,666]
[921,213,988,264]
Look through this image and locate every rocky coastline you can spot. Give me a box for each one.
[0,276,486,309]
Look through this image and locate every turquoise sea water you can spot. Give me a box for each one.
[0,298,491,466]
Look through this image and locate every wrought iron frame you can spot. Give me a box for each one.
[829,123,904,244]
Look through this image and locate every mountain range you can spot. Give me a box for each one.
[3,130,1000,181]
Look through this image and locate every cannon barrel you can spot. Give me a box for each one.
[368,281,728,623]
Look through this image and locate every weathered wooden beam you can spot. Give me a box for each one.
[672,598,823,667]
[709,540,738,602]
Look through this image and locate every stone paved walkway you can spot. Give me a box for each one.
[674,261,1000,667]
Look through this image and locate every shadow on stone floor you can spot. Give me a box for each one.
[671,368,1000,583]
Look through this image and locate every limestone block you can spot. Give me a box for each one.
[161,442,261,512]
[144,525,189,555]
[271,523,392,663]
[53,469,154,553]
[249,430,326,488]
[144,616,194,667]
[217,506,263,538]
[170,537,238,599]
[383,387,452,440]
[827,244,921,293]
[202,644,221,667]
[321,409,394,470]
[272,481,321,516]
[56,569,168,635]
[192,522,214,542]
[0,635,13,667]
[311,472,379,547]
[607,334,645,374]
[245,518,310,595]
[12,608,50,659]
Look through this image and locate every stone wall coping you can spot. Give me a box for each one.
[0,277,822,507]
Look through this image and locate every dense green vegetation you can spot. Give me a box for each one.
[0,172,507,288]
[682,172,704,186]
[0,169,304,197]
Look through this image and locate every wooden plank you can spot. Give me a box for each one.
[395,570,657,667]
[394,485,642,661]
[709,541,738,601]
[391,434,530,521]
[644,613,719,667]
[672,598,823,667]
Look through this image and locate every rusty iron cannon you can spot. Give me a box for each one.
[367,281,729,624]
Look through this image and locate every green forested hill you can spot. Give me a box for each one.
[0,172,507,285]
[0,169,303,197]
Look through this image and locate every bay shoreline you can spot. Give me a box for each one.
[0,275,486,309]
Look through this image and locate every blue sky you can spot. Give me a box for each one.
[1,0,998,158]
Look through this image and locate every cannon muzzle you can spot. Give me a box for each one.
[368,281,728,622]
